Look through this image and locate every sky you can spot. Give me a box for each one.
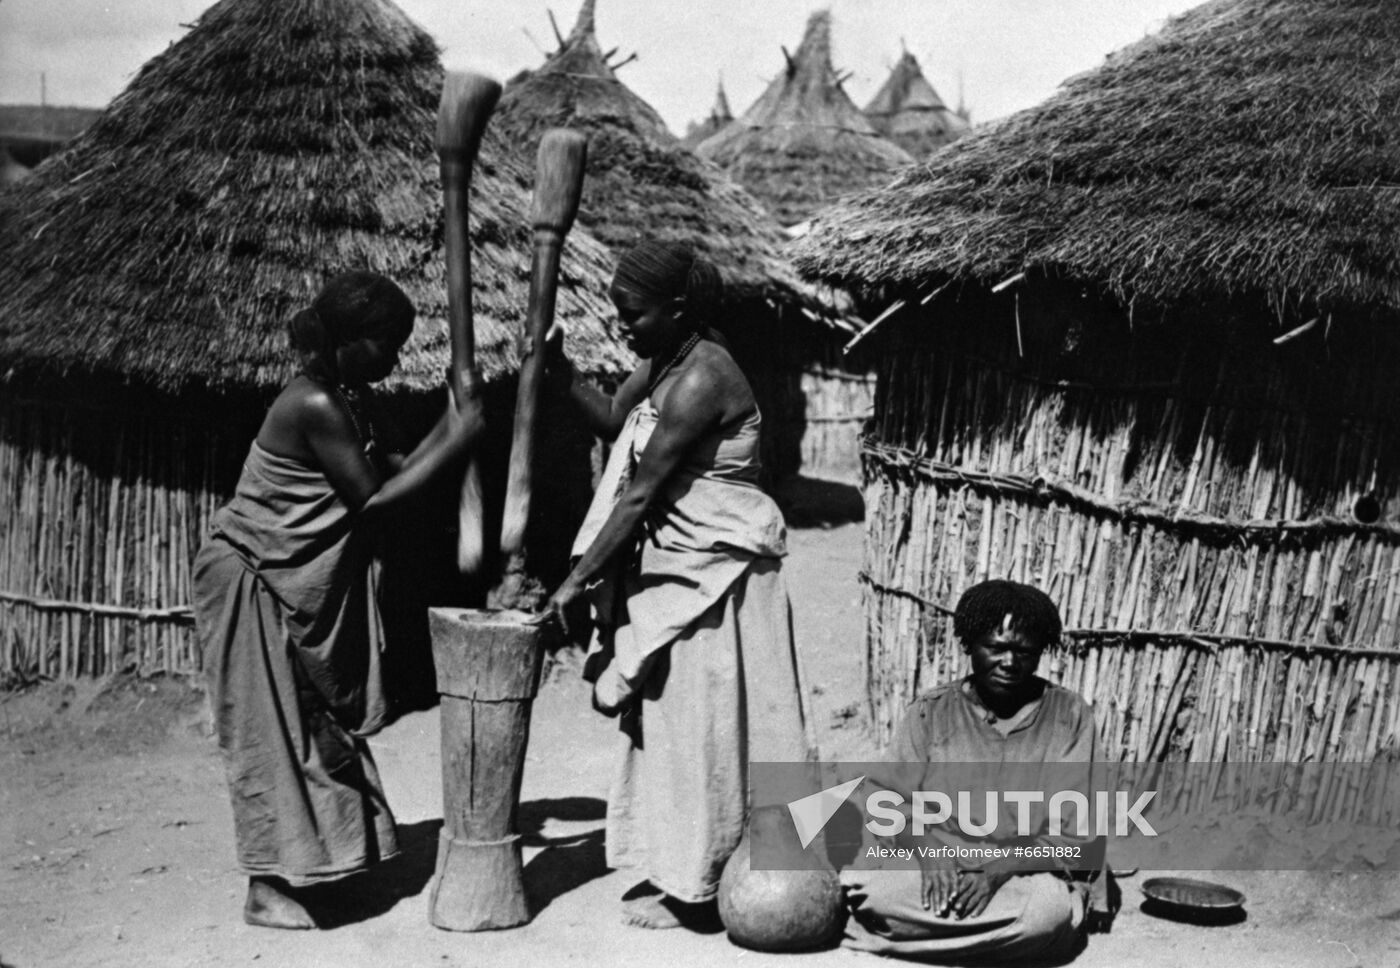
[0,0,1201,133]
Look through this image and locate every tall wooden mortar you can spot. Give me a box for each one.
[427,608,555,930]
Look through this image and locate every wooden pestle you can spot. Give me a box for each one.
[436,72,501,577]
[498,129,589,578]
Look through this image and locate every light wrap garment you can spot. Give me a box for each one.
[193,442,398,886]
[573,399,811,902]
[842,678,1106,963]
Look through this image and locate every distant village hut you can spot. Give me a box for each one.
[495,0,862,484]
[0,0,628,685]
[796,0,1400,769]
[682,81,734,150]
[693,9,911,482]
[863,49,971,158]
[696,9,913,231]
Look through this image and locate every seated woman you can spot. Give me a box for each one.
[535,241,811,929]
[842,580,1106,963]
[193,271,483,929]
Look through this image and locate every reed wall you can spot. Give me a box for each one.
[798,353,876,486]
[0,391,247,683]
[862,288,1400,775]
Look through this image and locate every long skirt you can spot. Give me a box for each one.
[604,557,810,903]
[195,541,398,885]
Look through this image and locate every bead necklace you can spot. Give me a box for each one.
[329,381,379,460]
[647,330,702,395]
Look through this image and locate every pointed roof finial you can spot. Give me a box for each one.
[568,0,597,43]
[714,77,733,121]
[798,9,833,68]
[539,0,625,79]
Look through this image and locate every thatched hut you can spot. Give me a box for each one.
[696,9,912,230]
[682,81,733,150]
[0,0,627,685]
[796,0,1400,769]
[494,0,865,485]
[863,49,970,158]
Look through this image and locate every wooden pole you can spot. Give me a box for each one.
[436,72,502,577]
[496,129,588,601]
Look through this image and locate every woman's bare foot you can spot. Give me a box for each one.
[620,881,719,930]
[243,876,315,929]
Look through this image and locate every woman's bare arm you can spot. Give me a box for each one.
[299,384,483,517]
[542,363,724,622]
[551,357,652,441]
[298,388,382,511]
[363,391,482,518]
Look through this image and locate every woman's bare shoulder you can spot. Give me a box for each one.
[258,377,339,456]
[268,377,341,422]
[653,343,748,415]
[694,339,756,418]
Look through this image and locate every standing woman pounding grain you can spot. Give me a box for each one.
[193,271,483,929]
[534,241,812,928]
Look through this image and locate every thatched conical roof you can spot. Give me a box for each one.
[695,10,912,227]
[797,0,1400,315]
[0,0,628,395]
[493,0,813,306]
[864,50,970,159]
[682,81,734,149]
[505,0,671,141]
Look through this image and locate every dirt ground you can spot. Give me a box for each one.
[3,518,1399,968]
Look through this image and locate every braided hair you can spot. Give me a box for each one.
[610,240,723,327]
[287,270,415,384]
[952,580,1063,651]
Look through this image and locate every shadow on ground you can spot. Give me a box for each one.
[520,796,611,914]
[312,818,442,929]
[519,795,607,835]
[773,476,864,529]
[525,830,608,914]
[1139,898,1247,927]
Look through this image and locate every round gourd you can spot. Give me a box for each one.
[718,810,846,952]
